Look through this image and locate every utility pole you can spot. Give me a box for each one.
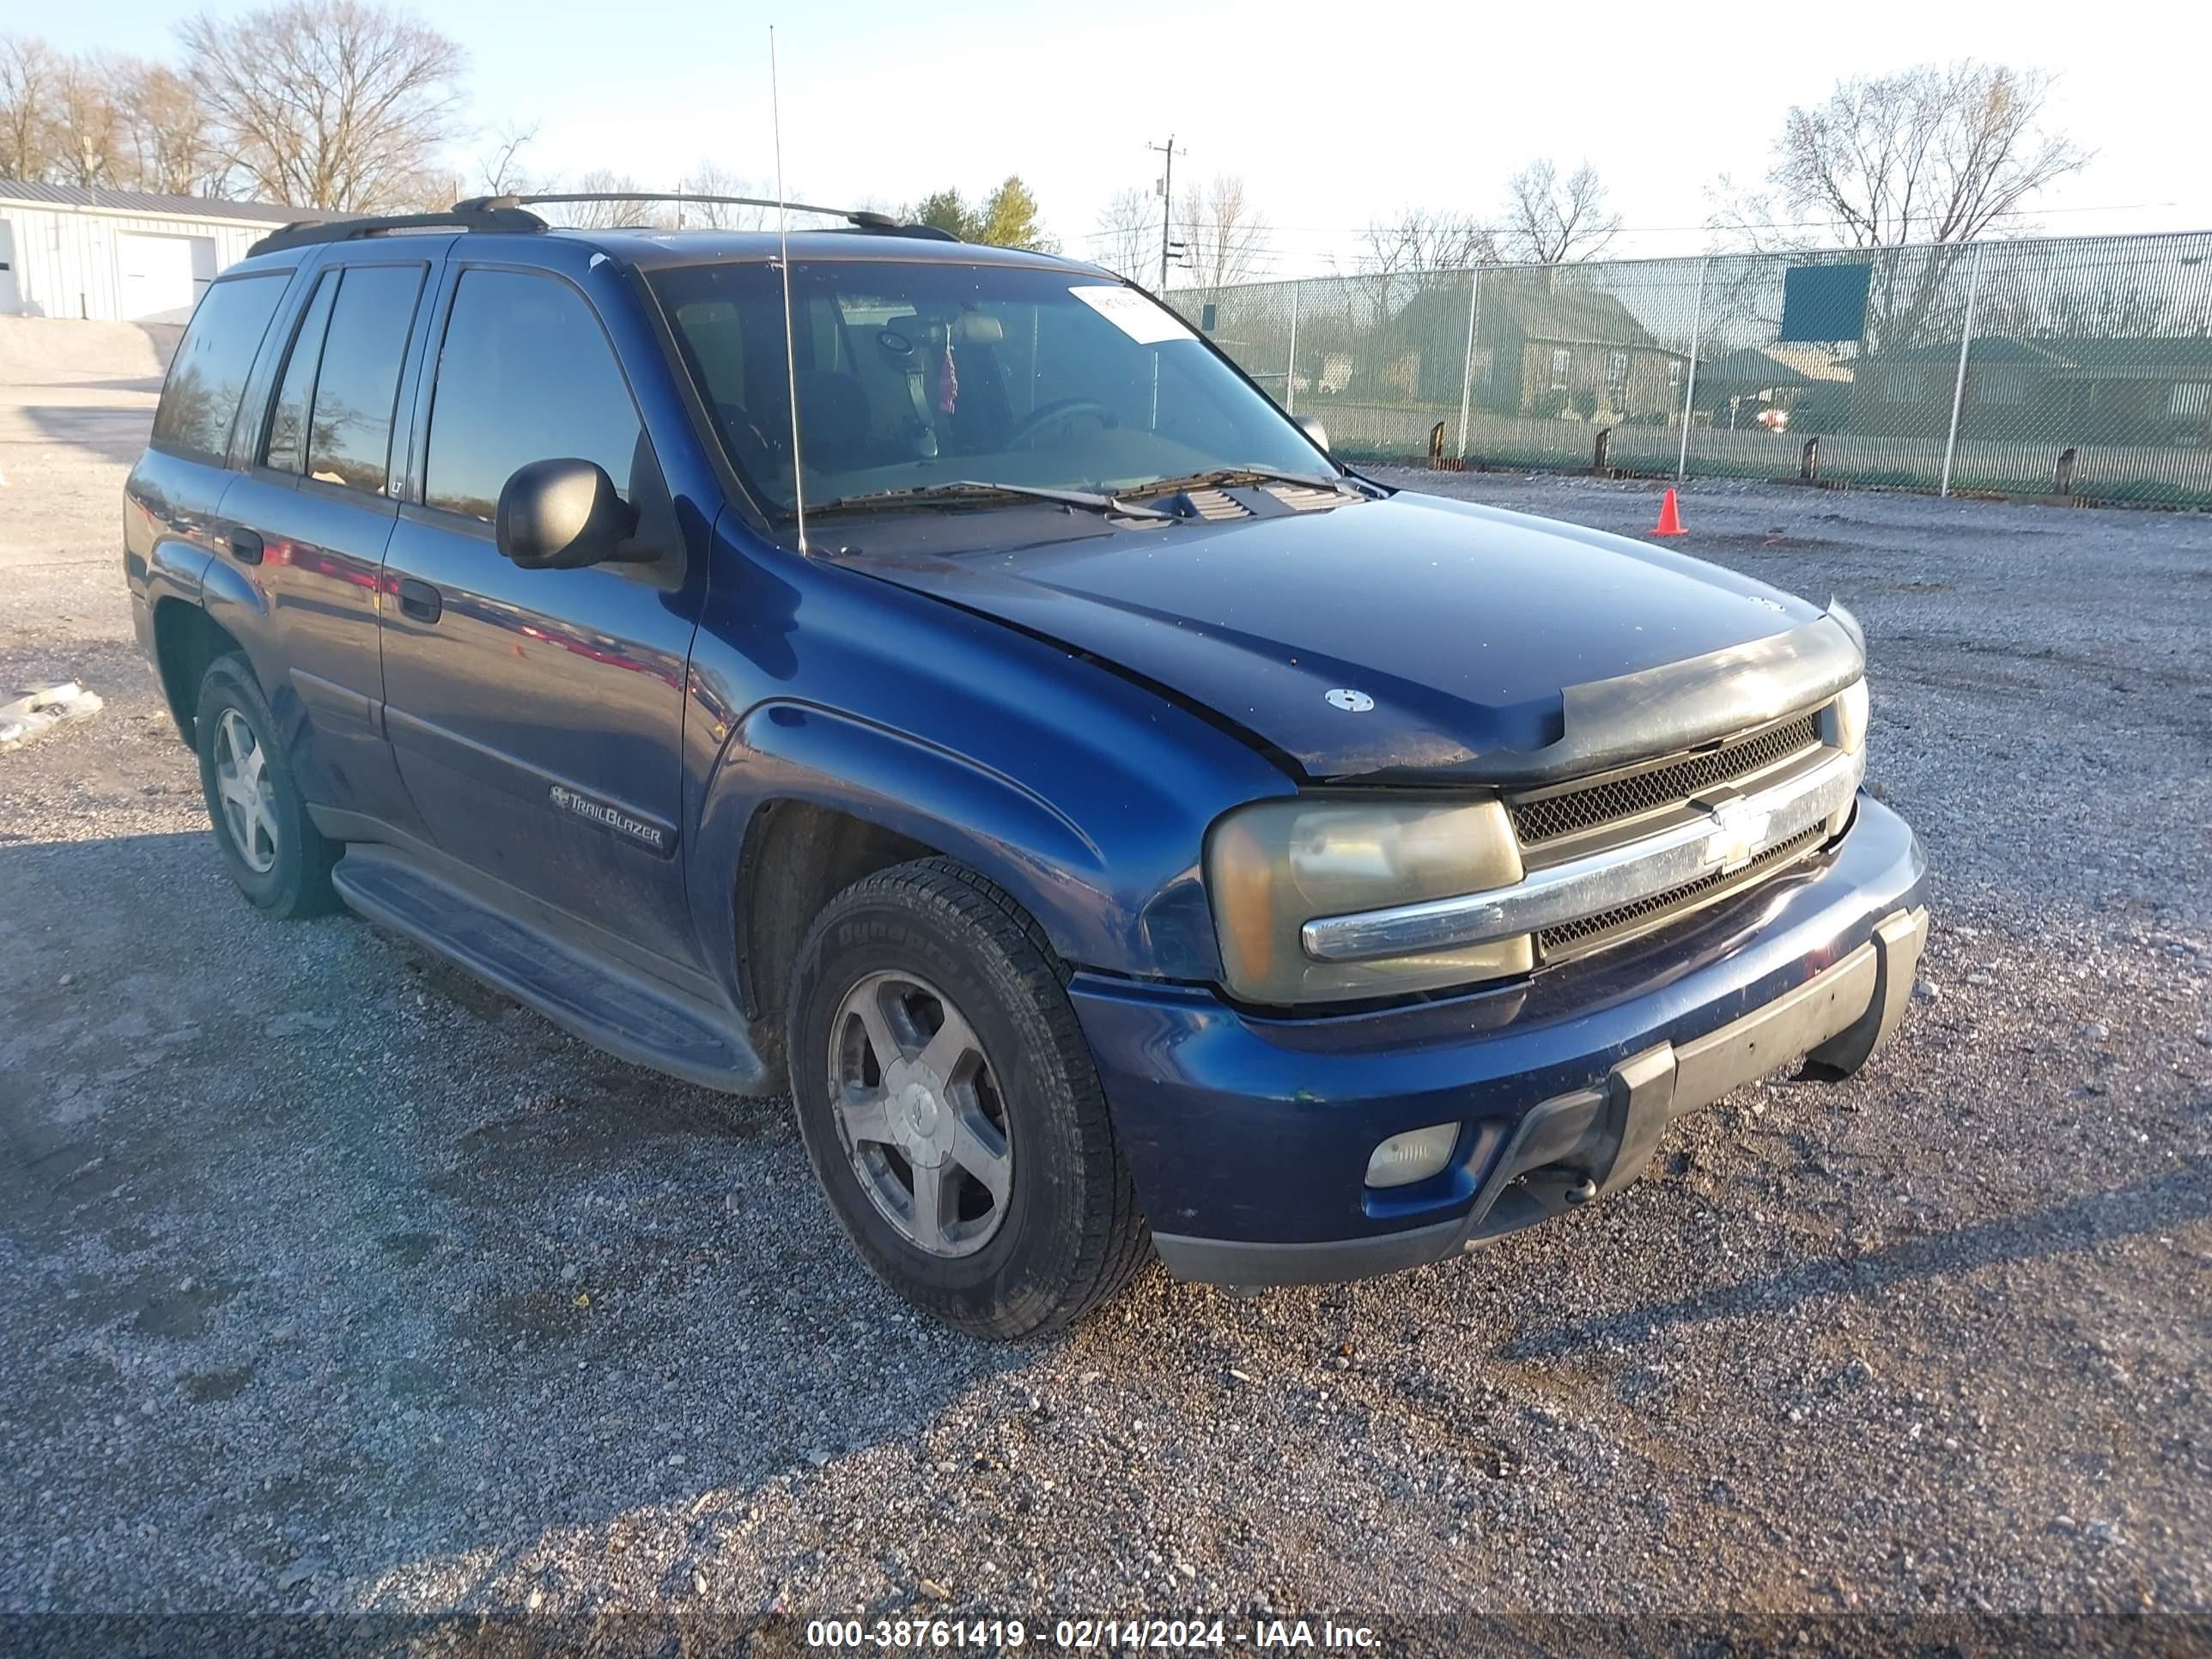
[1146,136,1184,291]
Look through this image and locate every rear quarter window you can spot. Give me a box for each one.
[261,272,338,476]
[151,272,290,464]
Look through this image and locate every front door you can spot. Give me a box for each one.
[378,256,702,966]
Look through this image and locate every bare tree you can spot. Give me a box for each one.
[473,119,539,198]
[1354,207,1497,276]
[1092,185,1158,283]
[48,52,120,186]
[112,59,220,195]
[179,0,467,210]
[1497,159,1623,264]
[0,38,218,194]
[1327,209,1497,337]
[1177,173,1267,289]
[550,169,672,229]
[1705,60,2091,251]
[0,34,58,179]
[677,158,771,229]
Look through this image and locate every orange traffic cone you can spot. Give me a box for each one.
[1651,487,1687,537]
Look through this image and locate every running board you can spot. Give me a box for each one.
[332,848,773,1096]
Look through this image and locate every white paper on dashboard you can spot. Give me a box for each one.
[1069,285,1195,344]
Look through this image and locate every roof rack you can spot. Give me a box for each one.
[247,204,546,258]
[453,191,959,241]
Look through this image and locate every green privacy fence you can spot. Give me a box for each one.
[1164,231,2212,507]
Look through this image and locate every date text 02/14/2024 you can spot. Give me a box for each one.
[802,1617,1382,1649]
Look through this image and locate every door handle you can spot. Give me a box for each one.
[396,577,442,623]
[229,528,264,566]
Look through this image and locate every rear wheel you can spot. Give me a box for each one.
[193,652,339,919]
[787,859,1149,1338]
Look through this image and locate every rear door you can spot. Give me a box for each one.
[131,265,295,592]
[214,249,441,835]
[377,247,704,965]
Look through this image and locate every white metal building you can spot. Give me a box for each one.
[0,180,332,325]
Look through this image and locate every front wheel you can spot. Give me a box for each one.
[786,859,1149,1338]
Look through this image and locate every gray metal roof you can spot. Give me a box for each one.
[0,179,338,225]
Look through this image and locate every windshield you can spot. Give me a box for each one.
[647,259,1332,513]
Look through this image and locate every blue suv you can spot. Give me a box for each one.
[124,198,1928,1337]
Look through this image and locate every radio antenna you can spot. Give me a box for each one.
[769,25,808,555]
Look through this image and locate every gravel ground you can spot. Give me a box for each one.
[3,340,2209,1652]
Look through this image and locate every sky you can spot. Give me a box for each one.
[37,0,2212,277]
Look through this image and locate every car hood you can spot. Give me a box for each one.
[826,489,1864,786]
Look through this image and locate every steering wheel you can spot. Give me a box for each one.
[1005,398,1114,448]
[715,400,781,465]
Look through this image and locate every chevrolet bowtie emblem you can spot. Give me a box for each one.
[1702,799,1772,874]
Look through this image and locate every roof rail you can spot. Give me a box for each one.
[842,222,961,243]
[248,204,547,258]
[453,191,958,240]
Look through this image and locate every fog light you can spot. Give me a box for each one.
[1364,1122,1459,1188]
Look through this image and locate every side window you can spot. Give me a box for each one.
[262,273,337,475]
[151,273,289,463]
[425,269,644,523]
[304,264,427,494]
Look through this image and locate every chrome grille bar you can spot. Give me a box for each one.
[1299,747,1864,964]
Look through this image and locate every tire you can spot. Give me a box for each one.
[193,652,340,919]
[787,858,1149,1338]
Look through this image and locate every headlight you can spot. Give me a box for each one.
[1206,797,1530,1005]
[1819,678,1870,838]
[1826,677,1869,755]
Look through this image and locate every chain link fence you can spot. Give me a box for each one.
[1166,231,2212,507]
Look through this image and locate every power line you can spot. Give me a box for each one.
[1071,199,2187,243]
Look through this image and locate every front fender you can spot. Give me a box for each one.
[682,530,1296,998]
[693,699,1232,993]
[743,697,1118,918]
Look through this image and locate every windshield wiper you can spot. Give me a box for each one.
[1134,466,1364,499]
[811,480,1174,520]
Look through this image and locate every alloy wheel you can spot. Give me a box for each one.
[212,708,280,874]
[828,969,1012,1258]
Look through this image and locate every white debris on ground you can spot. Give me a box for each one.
[0,681,104,751]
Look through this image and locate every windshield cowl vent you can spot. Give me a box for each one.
[1163,488,1253,522]
[1267,483,1356,512]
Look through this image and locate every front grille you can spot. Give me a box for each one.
[1535,823,1827,961]
[1509,713,1822,847]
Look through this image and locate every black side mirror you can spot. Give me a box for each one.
[495,458,639,569]
[1295,415,1332,454]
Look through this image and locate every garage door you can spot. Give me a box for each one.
[116,232,215,324]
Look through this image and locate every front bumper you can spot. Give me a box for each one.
[1068,793,1929,1287]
